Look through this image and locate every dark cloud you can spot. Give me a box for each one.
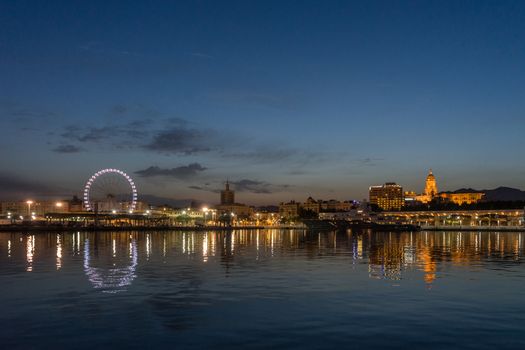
[144,126,213,154]
[60,120,151,145]
[52,108,314,169]
[52,144,83,153]
[187,185,220,194]
[135,163,207,179]
[0,173,68,199]
[58,117,217,155]
[354,157,384,166]
[1,102,58,130]
[225,149,296,163]
[230,179,291,194]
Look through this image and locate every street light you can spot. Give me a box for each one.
[26,200,33,216]
[202,207,209,225]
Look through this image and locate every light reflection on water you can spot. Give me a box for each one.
[1,230,525,349]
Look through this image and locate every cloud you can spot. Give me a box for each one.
[58,116,218,155]
[188,185,221,193]
[60,120,151,145]
[224,149,296,163]
[135,163,207,179]
[0,102,58,129]
[229,179,291,194]
[52,144,83,153]
[354,157,384,166]
[0,172,68,199]
[52,106,319,170]
[143,126,214,154]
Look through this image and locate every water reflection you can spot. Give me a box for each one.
[83,237,138,293]
[26,235,34,272]
[56,234,62,270]
[1,230,525,289]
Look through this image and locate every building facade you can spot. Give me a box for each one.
[303,197,321,213]
[369,183,404,211]
[439,191,485,205]
[279,201,301,219]
[408,169,484,206]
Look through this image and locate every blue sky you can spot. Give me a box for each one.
[1,0,525,204]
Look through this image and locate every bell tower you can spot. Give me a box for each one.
[424,169,438,198]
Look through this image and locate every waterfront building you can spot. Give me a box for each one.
[279,201,301,219]
[215,181,252,218]
[404,191,418,206]
[378,209,524,229]
[425,169,438,197]
[439,191,485,205]
[413,169,438,203]
[215,203,253,217]
[369,183,404,211]
[320,199,353,211]
[408,169,484,206]
[0,200,70,217]
[303,197,321,213]
[279,198,356,218]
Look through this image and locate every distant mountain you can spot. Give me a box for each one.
[138,194,207,208]
[445,186,525,202]
[481,187,525,201]
[444,187,525,201]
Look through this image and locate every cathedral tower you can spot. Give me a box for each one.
[424,169,438,198]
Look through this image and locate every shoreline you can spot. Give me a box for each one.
[0,224,524,233]
[0,225,305,233]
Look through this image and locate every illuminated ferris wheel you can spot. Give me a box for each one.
[83,168,138,213]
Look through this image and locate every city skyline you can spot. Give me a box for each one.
[2,1,525,205]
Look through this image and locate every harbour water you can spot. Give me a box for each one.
[1,230,525,349]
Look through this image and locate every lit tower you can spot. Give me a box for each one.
[424,169,438,198]
[220,180,235,205]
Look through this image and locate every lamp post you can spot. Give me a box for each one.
[203,207,209,226]
[26,200,33,217]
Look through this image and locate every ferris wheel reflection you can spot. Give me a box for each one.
[83,238,138,293]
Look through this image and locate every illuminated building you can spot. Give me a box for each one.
[0,200,70,216]
[279,198,355,218]
[425,169,438,197]
[439,191,485,205]
[409,169,484,205]
[404,191,417,205]
[320,199,352,211]
[369,183,404,211]
[413,169,438,203]
[279,201,301,219]
[303,197,321,213]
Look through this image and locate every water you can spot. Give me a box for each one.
[1,230,525,349]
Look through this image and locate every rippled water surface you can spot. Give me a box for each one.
[1,230,525,349]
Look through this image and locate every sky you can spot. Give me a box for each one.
[1,0,525,205]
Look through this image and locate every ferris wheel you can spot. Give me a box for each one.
[83,168,138,213]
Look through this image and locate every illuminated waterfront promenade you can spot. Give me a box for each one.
[379,209,525,231]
